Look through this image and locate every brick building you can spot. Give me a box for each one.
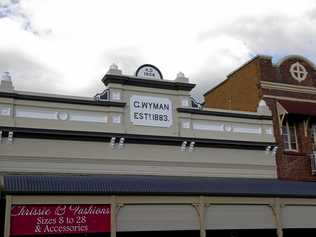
[204,55,316,181]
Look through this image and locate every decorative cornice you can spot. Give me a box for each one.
[260,81,316,95]
[263,95,316,103]
[102,74,195,91]
[177,108,272,120]
[0,127,275,150]
[0,91,126,107]
[275,55,316,69]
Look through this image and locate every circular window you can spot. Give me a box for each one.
[289,62,308,82]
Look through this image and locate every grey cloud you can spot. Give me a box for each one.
[190,67,232,103]
[0,50,63,93]
[101,48,145,76]
[190,11,316,100]
[307,7,316,20]
[76,80,105,98]
[72,48,145,97]
[0,0,40,34]
[198,13,316,58]
[189,46,254,101]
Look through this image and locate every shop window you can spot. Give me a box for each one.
[282,120,298,151]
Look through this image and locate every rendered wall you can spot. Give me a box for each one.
[0,138,276,178]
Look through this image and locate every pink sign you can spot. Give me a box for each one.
[10,204,111,235]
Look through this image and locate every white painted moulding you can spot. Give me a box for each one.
[0,105,11,116]
[69,111,108,123]
[181,97,190,107]
[110,91,121,101]
[112,115,121,124]
[181,120,191,129]
[16,108,57,120]
[193,122,224,132]
[15,107,108,123]
[232,125,262,134]
[265,127,273,135]
[193,122,264,135]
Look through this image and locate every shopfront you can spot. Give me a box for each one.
[2,175,316,237]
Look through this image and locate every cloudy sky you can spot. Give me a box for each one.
[1,0,316,101]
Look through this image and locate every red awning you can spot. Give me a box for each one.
[279,100,316,117]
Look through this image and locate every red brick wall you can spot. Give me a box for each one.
[265,98,314,180]
[262,56,316,181]
[204,55,316,181]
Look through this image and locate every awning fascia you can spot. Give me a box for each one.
[277,101,312,136]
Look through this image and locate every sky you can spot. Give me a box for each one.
[0,0,316,101]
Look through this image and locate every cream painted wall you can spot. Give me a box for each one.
[0,138,276,178]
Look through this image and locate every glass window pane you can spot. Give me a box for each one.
[282,126,288,135]
[283,120,298,151]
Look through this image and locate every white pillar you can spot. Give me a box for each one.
[4,195,12,237]
[111,196,117,237]
[271,198,283,237]
[193,196,207,237]
[111,196,123,237]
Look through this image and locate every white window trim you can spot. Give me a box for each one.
[283,121,298,152]
[311,125,316,151]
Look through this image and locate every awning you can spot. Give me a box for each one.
[279,100,316,117]
[5,175,316,198]
[277,100,316,135]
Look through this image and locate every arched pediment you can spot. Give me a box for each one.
[276,55,316,69]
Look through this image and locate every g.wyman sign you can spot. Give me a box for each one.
[130,95,173,127]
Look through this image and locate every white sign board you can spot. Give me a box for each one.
[130,95,173,127]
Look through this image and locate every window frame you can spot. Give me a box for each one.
[282,120,298,152]
[310,124,316,151]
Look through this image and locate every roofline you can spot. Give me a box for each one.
[0,91,126,107]
[203,77,229,97]
[0,126,275,150]
[227,55,272,77]
[203,55,272,96]
[102,74,195,91]
[275,55,316,69]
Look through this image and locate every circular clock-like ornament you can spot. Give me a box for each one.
[224,124,232,132]
[57,112,69,121]
[135,64,163,80]
[290,62,308,82]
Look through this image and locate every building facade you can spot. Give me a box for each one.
[0,63,316,237]
[204,55,316,181]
